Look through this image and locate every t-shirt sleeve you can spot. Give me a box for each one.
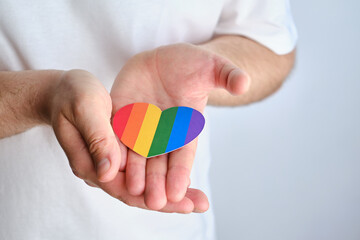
[214,0,298,55]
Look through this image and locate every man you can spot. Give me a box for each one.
[0,0,297,239]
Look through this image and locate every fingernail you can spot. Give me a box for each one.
[97,158,110,177]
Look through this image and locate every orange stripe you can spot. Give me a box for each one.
[121,103,149,149]
[133,104,161,157]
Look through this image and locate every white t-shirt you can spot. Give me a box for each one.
[0,1,297,239]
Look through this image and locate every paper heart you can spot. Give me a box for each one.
[112,103,205,158]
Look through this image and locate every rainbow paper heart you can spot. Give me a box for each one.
[112,103,205,158]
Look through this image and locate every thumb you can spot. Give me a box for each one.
[215,59,251,95]
[75,110,121,183]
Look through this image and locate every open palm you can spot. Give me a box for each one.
[107,43,250,212]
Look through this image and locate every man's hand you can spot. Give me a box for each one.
[49,70,121,183]
[110,43,251,211]
[49,69,205,213]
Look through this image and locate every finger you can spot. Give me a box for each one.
[185,188,209,213]
[215,60,251,95]
[125,151,146,196]
[99,173,195,214]
[116,136,128,172]
[166,140,197,202]
[55,111,198,214]
[53,114,97,182]
[73,103,121,183]
[144,154,168,210]
[159,197,194,214]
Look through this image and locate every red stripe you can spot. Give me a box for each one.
[112,103,134,139]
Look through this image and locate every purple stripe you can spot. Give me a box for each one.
[184,109,205,145]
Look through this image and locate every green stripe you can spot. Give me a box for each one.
[148,107,178,157]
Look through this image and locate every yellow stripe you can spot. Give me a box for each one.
[133,104,162,157]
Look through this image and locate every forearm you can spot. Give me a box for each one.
[0,70,62,138]
[200,35,296,106]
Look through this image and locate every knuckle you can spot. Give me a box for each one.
[168,165,191,177]
[146,172,167,181]
[72,93,97,116]
[127,161,146,174]
[71,91,111,118]
[71,168,86,180]
[70,161,93,181]
[87,134,113,158]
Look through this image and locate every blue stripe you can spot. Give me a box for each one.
[165,107,193,152]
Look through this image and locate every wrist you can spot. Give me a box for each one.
[35,70,64,125]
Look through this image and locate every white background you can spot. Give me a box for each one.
[209,0,360,239]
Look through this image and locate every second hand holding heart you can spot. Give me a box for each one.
[110,43,251,211]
